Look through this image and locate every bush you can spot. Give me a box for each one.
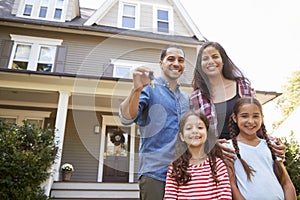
[0,120,58,200]
[281,132,300,197]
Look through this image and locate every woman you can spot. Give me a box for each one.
[190,41,285,160]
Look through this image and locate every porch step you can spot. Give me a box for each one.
[50,182,139,199]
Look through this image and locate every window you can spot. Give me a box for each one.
[0,109,51,128]
[26,118,44,128]
[23,4,33,16]
[122,4,135,28]
[111,59,160,79]
[39,6,48,18]
[157,10,169,33]
[17,0,66,21]
[153,7,174,34]
[118,2,140,29]
[0,117,17,124]
[54,0,64,20]
[54,8,62,19]
[9,35,63,72]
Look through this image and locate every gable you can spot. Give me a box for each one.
[84,0,204,40]
[11,0,80,22]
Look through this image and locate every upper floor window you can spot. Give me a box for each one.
[153,7,174,34]
[17,0,66,21]
[54,0,64,20]
[118,2,140,29]
[9,34,63,72]
[157,10,169,33]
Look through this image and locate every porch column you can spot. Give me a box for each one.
[44,90,70,196]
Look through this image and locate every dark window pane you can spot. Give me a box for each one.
[54,8,62,19]
[23,4,32,16]
[158,22,169,33]
[158,10,168,20]
[12,61,28,70]
[39,6,47,18]
[37,63,52,72]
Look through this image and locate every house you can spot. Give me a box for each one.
[0,0,280,199]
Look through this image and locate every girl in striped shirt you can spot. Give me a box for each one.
[164,111,232,199]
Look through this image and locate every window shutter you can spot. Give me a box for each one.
[54,46,67,73]
[0,40,14,69]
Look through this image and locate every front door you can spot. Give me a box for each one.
[103,126,130,182]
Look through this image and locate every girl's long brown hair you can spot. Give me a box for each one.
[228,97,284,183]
[170,110,223,185]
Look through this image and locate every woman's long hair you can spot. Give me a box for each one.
[228,97,284,183]
[170,110,223,185]
[192,41,250,97]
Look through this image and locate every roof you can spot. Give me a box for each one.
[0,0,204,44]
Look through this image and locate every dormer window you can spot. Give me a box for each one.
[118,2,140,29]
[122,4,135,28]
[17,0,66,21]
[54,0,64,20]
[23,0,34,16]
[157,10,169,33]
[153,6,174,34]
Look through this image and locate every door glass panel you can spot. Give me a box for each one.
[106,128,128,157]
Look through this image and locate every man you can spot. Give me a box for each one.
[119,45,189,200]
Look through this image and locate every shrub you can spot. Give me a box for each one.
[0,120,58,200]
[281,132,300,197]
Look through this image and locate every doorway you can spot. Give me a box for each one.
[102,126,130,182]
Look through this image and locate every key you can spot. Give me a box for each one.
[148,72,155,88]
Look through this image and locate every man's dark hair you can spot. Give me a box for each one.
[160,44,185,60]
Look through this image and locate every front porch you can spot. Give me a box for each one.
[50,182,139,199]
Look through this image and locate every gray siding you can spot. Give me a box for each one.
[173,10,191,36]
[97,2,119,26]
[61,110,102,182]
[12,0,20,15]
[140,4,153,31]
[65,0,77,21]
[98,0,192,37]
[0,25,197,85]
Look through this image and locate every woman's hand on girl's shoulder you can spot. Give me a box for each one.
[217,139,236,163]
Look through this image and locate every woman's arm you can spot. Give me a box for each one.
[280,162,296,200]
[218,139,236,162]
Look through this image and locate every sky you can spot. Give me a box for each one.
[79,0,300,131]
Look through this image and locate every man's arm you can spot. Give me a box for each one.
[120,67,153,120]
[120,87,143,120]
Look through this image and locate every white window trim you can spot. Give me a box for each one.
[0,108,51,126]
[111,59,160,79]
[152,6,174,34]
[16,0,67,22]
[9,34,63,72]
[117,1,140,30]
